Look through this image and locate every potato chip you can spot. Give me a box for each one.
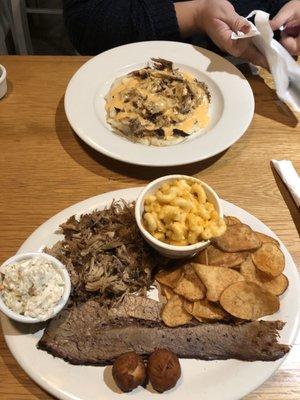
[160,284,175,300]
[185,263,206,285]
[159,284,166,298]
[213,224,261,252]
[182,300,204,322]
[192,263,244,302]
[194,248,208,264]
[155,268,183,289]
[183,299,194,315]
[191,299,227,320]
[220,281,280,320]
[206,245,248,268]
[224,216,242,226]
[161,295,193,327]
[254,232,280,247]
[251,243,284,277]
[184,262,201,279]
[174,265,206,301]
[263,274,289,296]
[240,256,260,282]
[240,257,288,296]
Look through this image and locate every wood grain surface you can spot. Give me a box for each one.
[0,56,299,400]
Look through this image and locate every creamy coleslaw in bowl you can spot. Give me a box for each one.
[0,252,71,323]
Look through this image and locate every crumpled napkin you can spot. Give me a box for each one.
[272,160,300,207]
[231,10,300,112]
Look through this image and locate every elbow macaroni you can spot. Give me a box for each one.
[142,179,226,246]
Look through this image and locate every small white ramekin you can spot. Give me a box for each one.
[135,175,223,259]
[0,252,71,323]
[0,64,7,99]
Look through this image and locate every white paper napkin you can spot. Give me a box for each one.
[0,64,7,99]
[272,160,300,207]
[231,10,300,112]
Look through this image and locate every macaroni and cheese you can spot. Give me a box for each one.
[142,179,226,246]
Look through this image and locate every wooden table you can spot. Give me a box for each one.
[0,56,299,400]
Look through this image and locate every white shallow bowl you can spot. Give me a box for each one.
[135,175,223,258]
[0,252,71,323]
[64,41,254,166]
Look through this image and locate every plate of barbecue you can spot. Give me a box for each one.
[1,185,299,400]
[64,41,254,166]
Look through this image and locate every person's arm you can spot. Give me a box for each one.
[175,0,268,67]
[63,0,267,67]
[63,0,181,55]
[174,1,200,37]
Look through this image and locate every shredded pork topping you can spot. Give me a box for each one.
[46,201,163,305]
[105,58,211,146]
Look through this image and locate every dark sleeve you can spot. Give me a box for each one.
[63,0,181,55]
[230,0,289,18]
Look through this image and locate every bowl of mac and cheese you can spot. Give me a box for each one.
[135,175,225,258]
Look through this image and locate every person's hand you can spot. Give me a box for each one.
[270,0,300,55]
[194,0,268,68]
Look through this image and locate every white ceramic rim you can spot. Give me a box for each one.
[0,64,6,83]
[64,41,255,166]
[135,175,222,253]
[1,187,299,400]
[0,252,71,323]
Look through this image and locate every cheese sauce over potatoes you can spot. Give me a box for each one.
[105,58,210,146]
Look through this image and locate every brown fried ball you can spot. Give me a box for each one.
[112,351,146,392]
[147,348,181,393]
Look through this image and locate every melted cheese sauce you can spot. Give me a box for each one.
[105,68,210,143]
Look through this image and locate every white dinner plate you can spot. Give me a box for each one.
[1,187,299,400]
[64,41,254,166]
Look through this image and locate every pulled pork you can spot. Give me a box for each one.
[45,201,163,305]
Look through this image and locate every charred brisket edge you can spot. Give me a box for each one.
[36,350,289,366]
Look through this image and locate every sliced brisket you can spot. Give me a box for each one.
[38,298,289,365]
